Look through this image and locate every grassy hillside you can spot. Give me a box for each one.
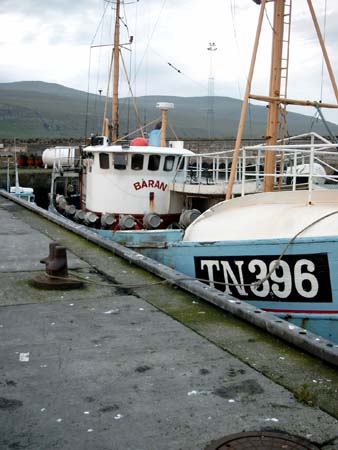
[0,81,337,140]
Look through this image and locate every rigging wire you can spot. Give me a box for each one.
[264,3,274,31]
[84,48,92,138]
[167,62,182,74]
[310,0,328,133]
[229,0,243,100]
[149,46,206,91]
[90,1,110,46]
[121,0,132,134]
[126,44,133,134]
[84,1,110,138]
[93,7,108,131]
[320,0,328,102]
[229,0,261,141]
[131,0,167,86]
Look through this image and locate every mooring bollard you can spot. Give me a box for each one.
[32,242,84,290]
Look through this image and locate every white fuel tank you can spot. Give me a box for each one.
[42,146,79,168]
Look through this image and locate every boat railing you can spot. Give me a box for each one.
[240,136,338,200]
[172,133,338,198]
[174,149,244,185]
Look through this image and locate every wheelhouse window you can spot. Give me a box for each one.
[148,154,160,171]
[164,155,175,172]
[114,153,127,170]
[131,154,144,170]
[99,153,110,169]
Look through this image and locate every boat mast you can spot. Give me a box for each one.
[263,0,285,192]
[111,0,121,142]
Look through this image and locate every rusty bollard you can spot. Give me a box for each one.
[32,242,84,289]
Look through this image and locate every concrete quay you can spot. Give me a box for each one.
[0,195,338,450]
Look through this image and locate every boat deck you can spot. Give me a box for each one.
[1,195,338,450]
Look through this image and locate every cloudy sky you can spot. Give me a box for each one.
[1,0,338,122]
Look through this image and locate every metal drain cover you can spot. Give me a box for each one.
[205,431,320,450]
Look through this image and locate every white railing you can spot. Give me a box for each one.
[242,133,338,201]
[173,149,261,187]
[173,132,338,198]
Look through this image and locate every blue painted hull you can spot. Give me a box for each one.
[97,228,338,343]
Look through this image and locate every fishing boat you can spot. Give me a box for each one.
[43,0,338,342]
[43,0,270,230]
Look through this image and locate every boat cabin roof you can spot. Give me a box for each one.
[83,144,194,157]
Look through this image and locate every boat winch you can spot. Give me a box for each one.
[179,209,201,228]
[74,210,85,222]
[101,213,116,228]
[143,212,162,230]
[119,215,136,230]
[64,204,76,217]
[55,195,67,210]
[84,212,99,226]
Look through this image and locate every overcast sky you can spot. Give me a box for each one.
[1,0,338,122]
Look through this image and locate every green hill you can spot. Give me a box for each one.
[0,81,337,140]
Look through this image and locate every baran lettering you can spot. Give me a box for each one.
[133,179,168,191]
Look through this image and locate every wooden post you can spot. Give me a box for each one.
[160,109,168,147]
[249,94,338,109]
[263,0,285,192]
[156,102,174,147]
[226,0,266,200]
[111,0,120,142]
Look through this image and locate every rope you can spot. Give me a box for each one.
[253,208,338,289]
[112,116,160,143]
[264,4,274,31]
[167,120,178,141]
[119,49,144,135]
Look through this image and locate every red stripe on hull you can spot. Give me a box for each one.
[263,308,338,314]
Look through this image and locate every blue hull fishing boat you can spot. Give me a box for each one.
[132,188,338,342]
[43,0,338,343]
